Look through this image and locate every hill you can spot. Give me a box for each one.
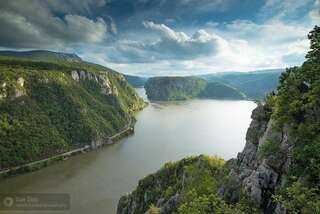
[199,69,283,100]
[0,53,145,170]
[122,69,283,100]
[144,76,246,101]
[123,74,148,88]
[0,50,82,62]
[117,26,320,214]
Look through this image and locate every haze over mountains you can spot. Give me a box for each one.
[0,1,319,213]
[144,76,246,101]
[125,69,283,100]
[118,26,320,214]
[0,50,283,100]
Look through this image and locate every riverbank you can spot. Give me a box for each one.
[0,98,256,214]
[0,117,136,179]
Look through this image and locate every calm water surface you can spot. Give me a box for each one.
[0,88,256,214]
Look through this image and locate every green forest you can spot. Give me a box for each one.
[0,57,145,170]
[118,26,320,214]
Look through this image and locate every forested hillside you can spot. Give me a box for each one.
[117,26,320,214]
[144,76,246,101]
[200,69,283,100]
[0,54,145,170]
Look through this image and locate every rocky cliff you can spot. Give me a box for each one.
[116,103,297,214]
[0,55,145,170]
[220,103,292,213]
[144,76,246,101]
[117,26,320,214]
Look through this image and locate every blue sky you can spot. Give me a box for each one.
[0,0,319,75]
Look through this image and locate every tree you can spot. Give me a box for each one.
[306,26,320,64]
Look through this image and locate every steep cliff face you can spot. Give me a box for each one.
[145,76,207,101]
[117,156,228,214]
[117,26,320,214]
[116,104,293,214]
[144,76,246,101]
[222,104,293,213]
[0,56,145,170]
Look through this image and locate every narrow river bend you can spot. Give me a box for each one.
[0,88,256,214]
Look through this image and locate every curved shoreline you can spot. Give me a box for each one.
[0,117,135,179]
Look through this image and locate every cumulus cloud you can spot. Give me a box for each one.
[0,0,316,75]
[82,21,288,75]
[0,0,108,49]
[105,21,227,63]
[80,0,316,75]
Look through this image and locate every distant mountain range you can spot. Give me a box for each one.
[123,74,148,88]
[198,69,283,99]
[125,69,284,100]
[0,50,82,62]
[144,76,246,101]
[0,50,283,100]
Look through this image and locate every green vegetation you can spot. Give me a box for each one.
[144,76,245,101]
[274,181,320,213]
[118,155,256,214]
[265,26,320,213]
[124,74,148,88]
[200,69,283,100]
[0,50,82,62]
[0,54,145,170]
[118,26,320,214]
[258,140,281,159]
[125,68,282,100]
[145,76,207,101]
[199,82,246,100]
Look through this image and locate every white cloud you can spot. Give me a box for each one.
[310,0,320,25]
[143,21,190,42]
[106,21,228,63]
[0,0,108,48]
[80,0,316,75]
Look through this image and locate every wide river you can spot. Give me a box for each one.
[0,88,256,214]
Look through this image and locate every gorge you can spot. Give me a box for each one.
[1,26,319,214]
[0,88,256,214]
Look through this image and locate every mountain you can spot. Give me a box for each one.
[123,74,148,88]
[144,76,246,101]
[123,69,283,100]
[199,69,284,100]
[117,26,320,214]
[0,52,145,170]
[198,81,246,100]
[0,50,82,62]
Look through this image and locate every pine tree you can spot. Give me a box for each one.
[306,26,320,64]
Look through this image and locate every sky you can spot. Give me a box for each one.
[0,0,319,76]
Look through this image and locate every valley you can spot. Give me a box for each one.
[0,88,256,213]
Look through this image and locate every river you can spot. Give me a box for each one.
[0,88,256,214]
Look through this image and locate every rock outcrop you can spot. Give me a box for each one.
[117,104,294,214]
[144,76,246,101]
[0,55,145,170]
[117,155,226,214]
[0,77,26,100]
[221,103,293,213]
[70,70,116,95]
